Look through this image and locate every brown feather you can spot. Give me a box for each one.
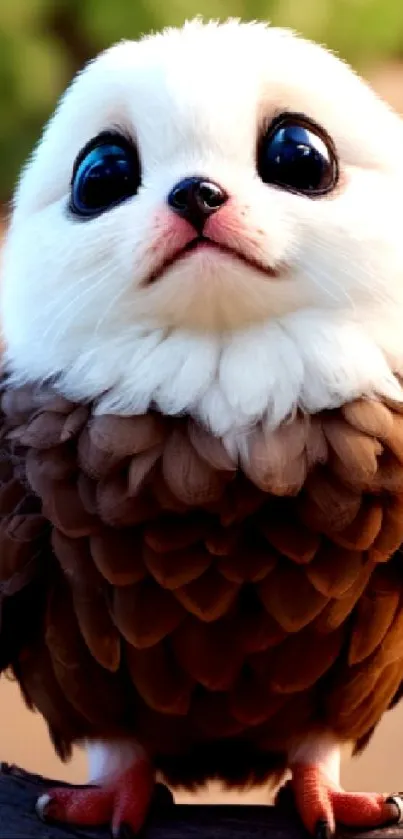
[369,495,403,561]
[305,542,365,598]
[144,512,210,552]
[188,690,245,738]
[14,637,88,760]
[143,543,212,590]
[173,566,240,621]
[162,425,231,505]
[259,499,320,563]
[298,468,362,531]
[96,471,157,527]
[90,527,146,586]
[52,530,120,671]
[341,398,394,439]
[314,561,375,632]
[258,561,329,631]
[243,418,308,494]
[172,615,243,691]
[251,624,345,693]
[112,577,186,648]
[216,530,278,583]
[331,498,383,550]
[229,670,289,726]
[349,567,401,665]
[126,641,192,715]
[324,418,380,485]
[44,577,128,727]
[2,378,403,789]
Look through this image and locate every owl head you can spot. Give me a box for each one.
[2,19,403,439]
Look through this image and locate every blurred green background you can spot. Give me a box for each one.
[1,0,403,205]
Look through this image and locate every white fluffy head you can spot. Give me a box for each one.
[3,18,403,440]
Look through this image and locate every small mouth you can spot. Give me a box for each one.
[145,236,282,285]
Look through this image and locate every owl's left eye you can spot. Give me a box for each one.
[70,131,141,218]
[258,114,338,196]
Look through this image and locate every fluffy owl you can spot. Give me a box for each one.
[2,17,403,839]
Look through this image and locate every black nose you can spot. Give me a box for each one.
[167,176,228,232]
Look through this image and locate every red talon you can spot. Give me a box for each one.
[36,759,155,837]
[291,763,400,836]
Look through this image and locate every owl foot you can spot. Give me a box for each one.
[291,763,401,837]
[35,761,173,837]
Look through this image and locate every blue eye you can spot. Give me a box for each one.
[70,132,141,217]
[258,115,338,196]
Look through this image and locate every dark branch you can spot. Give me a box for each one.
[0,763,402,839]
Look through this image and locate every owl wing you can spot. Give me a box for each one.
[0,379,95,757]
[0,380,51,673]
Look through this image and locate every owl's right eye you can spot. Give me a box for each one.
[70,131,141,218]
[257,113,338,197]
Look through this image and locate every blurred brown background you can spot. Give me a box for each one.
[1,0,403,800]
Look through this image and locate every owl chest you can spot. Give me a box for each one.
[6,390,403,753]
[89,499,368,742]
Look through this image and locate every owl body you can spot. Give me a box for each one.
[2,18,403,834]
[2,379,403,790]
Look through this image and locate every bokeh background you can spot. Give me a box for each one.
[1,0,403,801]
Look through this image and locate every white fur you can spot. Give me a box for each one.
[289,733,341,785]
[87,739,147,783]
[85,734,341,787]
[2,18,403,445]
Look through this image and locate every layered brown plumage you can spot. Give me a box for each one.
[2,376,403,787]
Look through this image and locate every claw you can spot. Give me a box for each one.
[385,795,403,824]
[35,793,52,821]
[35,760,155,835]
[315,820,331,839]
[116,824,135,839]
[291,763,401,836]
